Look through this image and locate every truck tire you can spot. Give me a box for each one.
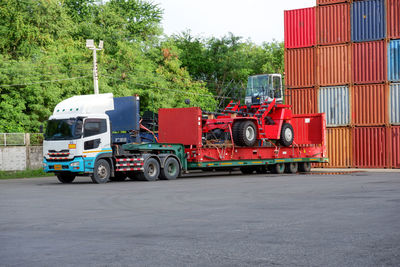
[109,172,127,181]
[240,166,256,174]
[159,157,180,180]
[269,163,285,174]
[279,123,294,147]
[137,158,160,181]
[285,162,298,173]
[56,173,76,183]
[91,159,111,184]
[299,162,311,172]
[233,120,257,147]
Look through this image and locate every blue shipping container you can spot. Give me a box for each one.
[318,86,350,127]
[351,0,386,42]
[388,40,400,81]
[390,83,400,124]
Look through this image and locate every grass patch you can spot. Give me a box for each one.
[0,169,53,179]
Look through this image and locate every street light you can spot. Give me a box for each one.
[86,39,103,94]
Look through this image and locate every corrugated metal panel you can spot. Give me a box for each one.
[315,127,352,168]
[317,4,350,45]
[351,0,386,42]
[352,41,386,84]
[285,47,316,88]
[318,86,350,126]
[352,84,388,126]
[317,0,349,5]
[317,44,351,86]
[390,83,400,124]
[387,0,400,39]
[390,126,400,168]
[352,127,389,168]
[285,88,317,115]
[388,40,400,81]
[284,7,316,49]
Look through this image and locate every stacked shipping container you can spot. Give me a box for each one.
[285,0,400,168]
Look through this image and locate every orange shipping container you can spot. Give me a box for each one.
[317,44,351,86]
[285,88,317,115]
[285,47,316,88]
[351,84,389,126]
[317,3,350,45]
[317,0,349,5]
[389,126,400,168]
[313,127,352,168]
[387,0,400,39]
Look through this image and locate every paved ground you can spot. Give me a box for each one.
[1,171,400,267]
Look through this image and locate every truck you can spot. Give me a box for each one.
[43,74,328,184]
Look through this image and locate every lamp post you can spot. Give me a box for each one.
[86,39,103,94]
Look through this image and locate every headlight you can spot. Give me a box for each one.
[70,162,80,167]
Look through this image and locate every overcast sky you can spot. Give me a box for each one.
[155,0,316,44]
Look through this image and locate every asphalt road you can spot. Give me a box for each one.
[1,171,400,267]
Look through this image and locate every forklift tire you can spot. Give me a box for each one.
[285,162,298,174]
[240,166,256,174]
[56,173,76,183]
[233,120,257,147]
[91,159,111,184]
[269,163,285,174]
[299,162,311,172]
[109,172,127,182]
[137,158,160,181]
[159,157,180,180]
[279,123,294,147]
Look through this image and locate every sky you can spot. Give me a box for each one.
[155,0,316,44]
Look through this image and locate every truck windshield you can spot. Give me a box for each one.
[45,118,82,140]
[246,75,272,98]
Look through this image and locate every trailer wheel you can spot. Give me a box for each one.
[109,172,127,182]
[137,158,160,181]
[269,163,285,174]
[56,173,76,183]
[91,159,110,184]
[160,157,180,180]
[299,162,311,172]
[279,123,294,147]
[233,120,257,146]
[285,162,298,173]
[240,166,256,174]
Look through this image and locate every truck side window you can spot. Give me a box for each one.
[84,138,101,150]
[84,119,107,137]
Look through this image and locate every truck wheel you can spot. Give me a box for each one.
[91,159,110,184]
[240,166,256,174]
[299,162,311,172]
[285,162,298,173]
[56,173,76,183]
[269,163,285,174]
[233,121,257,146]
[279,123,294,147]
[137,158,160,181]
[109,172,127,182]
[160,157,180,180]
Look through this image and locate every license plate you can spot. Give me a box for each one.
[54,165,62,170]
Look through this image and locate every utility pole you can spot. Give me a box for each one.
[86,39,103,94]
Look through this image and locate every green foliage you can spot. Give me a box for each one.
[0,0,283,133]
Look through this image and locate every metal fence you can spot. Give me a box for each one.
[0,133,43,146]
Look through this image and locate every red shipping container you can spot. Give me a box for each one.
[317,4,350,45]
[284,7,316,49]
[317,44,351,86]
[387,0,400,39]
[285,88,317,114]
[317,0,349,5]
[285,47,316,88]
[352,127,389,168]
[351,84,389,126]
[352,41,387,84]
[390,126,400,168]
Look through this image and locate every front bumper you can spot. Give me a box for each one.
[43,157,85,173]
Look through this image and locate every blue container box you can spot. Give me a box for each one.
[388,40,400,82]
[351,0,386,42]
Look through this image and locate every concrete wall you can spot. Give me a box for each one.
[0,146,43,171]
